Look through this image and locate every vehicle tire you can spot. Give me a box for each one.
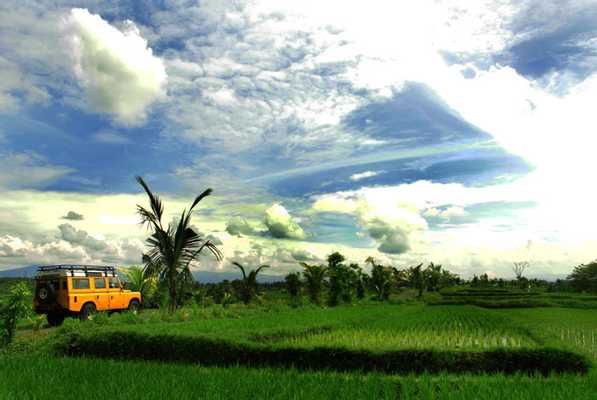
[128,299,141,313]
[47,312,65,327]
[80,302,96,321]
[36,283,56,304]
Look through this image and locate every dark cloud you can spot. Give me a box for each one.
[366,219,410,255]
[342,82,489,146]
[61,211,84,221]
[501,1,597,81]
[58,223,106,251]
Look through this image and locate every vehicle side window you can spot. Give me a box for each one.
[72,278,90,289]
[62,280,67,290]
[94,278,106,289]
[109,277,120,289]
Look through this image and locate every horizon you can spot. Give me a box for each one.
[1,1,596,280]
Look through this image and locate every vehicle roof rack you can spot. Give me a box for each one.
[36,265,118,277]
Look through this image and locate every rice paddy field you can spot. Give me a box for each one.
[2,303,597,399]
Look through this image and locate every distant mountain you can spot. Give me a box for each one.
[0,265,38,278]
[193,270,284,284]
[0,265,284,283]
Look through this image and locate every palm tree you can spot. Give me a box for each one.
[120,265,158,306]
[301,262,326,305]
[366,257,392,301]
[136,176,222,313]
[232,262,269,304]
[407,263,425,298]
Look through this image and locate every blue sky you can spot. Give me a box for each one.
[1,0,596,279]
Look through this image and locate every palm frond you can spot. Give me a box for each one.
[255,264,270,275]
[136,176,164,227]
[233,262,247,280]
[190,188,213,212]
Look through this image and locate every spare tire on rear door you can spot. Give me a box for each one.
[36,282,56,304]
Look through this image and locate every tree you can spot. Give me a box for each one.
[301,262,326,305]
[285,272,302,304]
[513,261,529,280]
[350,263,367,300]
[407,263,425,297]
[366,257,392,301]
[425,262,442,292]
[120,265,158,307]
[567,261,597,293]
[232,262,269,304]
[136,176,222,313]
[326,252,354,306]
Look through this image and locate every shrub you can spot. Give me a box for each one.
[62,330,590,376]
[284,273,301,302]
[1,282,32,346]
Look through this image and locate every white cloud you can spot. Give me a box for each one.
[0,152,74,190]
[226,216,262,236]
[91,131,132,145]
[350,171,379,181]
[313,188,427,254]
[424,206,467,220]
[63,8,167,126]
[264,203,306,240]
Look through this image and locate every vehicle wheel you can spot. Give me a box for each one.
[80,303,96,321]
[128,299,141,313]
[47,312,65,327]
[36,283,56,304]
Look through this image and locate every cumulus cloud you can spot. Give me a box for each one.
[313,189,428,254]
[225,216,260,236]
[58,223,106,251]
[61,211,84,221]
[264,203,306,240]
[423,206,467,220]
[63,8,167,126]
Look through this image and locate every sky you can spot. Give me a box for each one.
[1,0,596,280]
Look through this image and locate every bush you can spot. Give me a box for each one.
[1,282,32,346]
[62,331,590,376]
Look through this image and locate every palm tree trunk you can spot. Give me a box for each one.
[169,270,177,314]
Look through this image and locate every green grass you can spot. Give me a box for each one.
[0,353,397,400]
[432,287,597,309]
[46,305,588,375]
[3,301,597,398]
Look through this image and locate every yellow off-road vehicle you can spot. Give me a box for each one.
[33,265,142,326]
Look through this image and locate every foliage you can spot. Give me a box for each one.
[351,264,367,300]
[567,261,597,294]
[136,176,222,313]
[425,262,442,291]
[284,272,302,304]
[326,252,358,306]
[121,265,159,307]
[513,261,530,280]
[366,257,392,301]
[62,329,588,375]
[1,282,32,346]
[301,263,326,305]
[407,263,425,297]
[232,262,269,304]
